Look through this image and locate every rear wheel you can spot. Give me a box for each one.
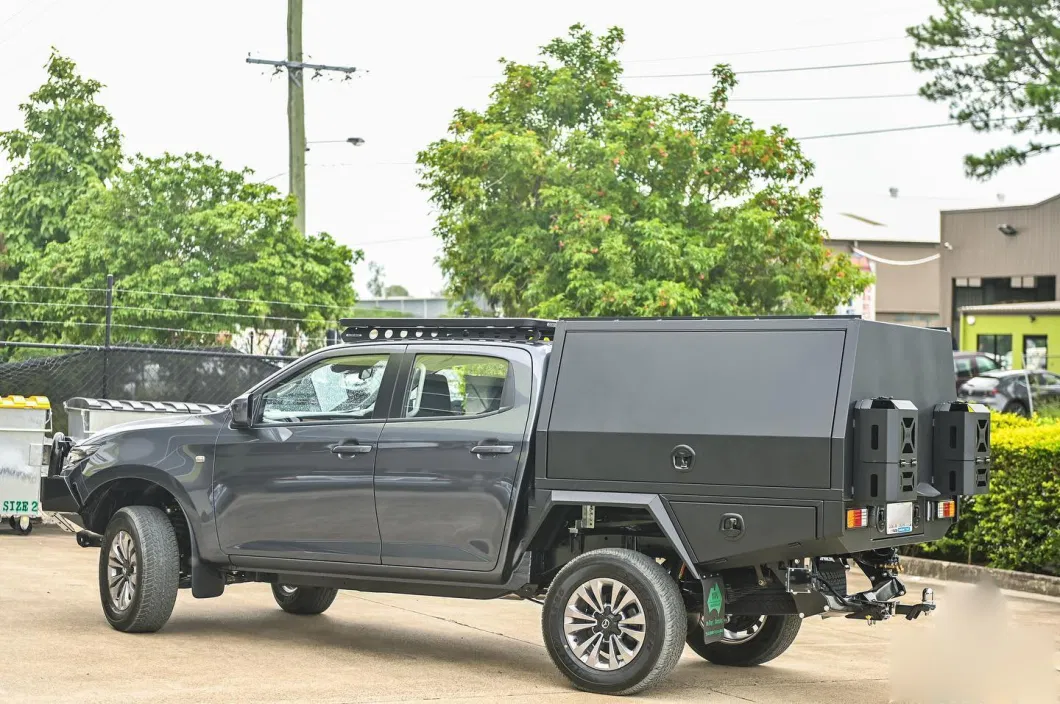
[271,584,338,615]
[99,506,180,633]
[1003,401,1029,417]
[686,613,801,667]
[541,548,686,696]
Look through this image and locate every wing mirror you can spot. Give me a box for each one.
[230,394,253,428]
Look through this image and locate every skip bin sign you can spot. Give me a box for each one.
[701,576,726,644]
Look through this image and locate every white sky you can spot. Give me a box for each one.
[2,0,1059,297]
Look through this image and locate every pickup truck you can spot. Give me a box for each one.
[42,317,990,696]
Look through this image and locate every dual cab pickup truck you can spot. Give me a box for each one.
[43,317,989,695]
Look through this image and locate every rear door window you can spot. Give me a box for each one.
[403,354,511,418]
[975,355,999,373]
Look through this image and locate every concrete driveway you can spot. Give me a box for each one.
[2,527,1057,703]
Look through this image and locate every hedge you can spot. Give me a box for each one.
[909,412,1060,576]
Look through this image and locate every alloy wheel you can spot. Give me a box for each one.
[563,578,646,671]
[107,530,139,611]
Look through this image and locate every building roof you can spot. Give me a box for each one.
[941,191,1060,215]
[959,300,1060,315]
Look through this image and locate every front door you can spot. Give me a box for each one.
[213,347,401,563]
[374,345,533,570]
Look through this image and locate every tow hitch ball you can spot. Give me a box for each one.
[892,587,936,622]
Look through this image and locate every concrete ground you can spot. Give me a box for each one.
[2,527,1057,703]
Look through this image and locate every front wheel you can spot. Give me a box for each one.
[686,614,801,667]
[99,506,180,633]
[1003,401,1029,417]
[271,584,338,615]
[541,548,687,696]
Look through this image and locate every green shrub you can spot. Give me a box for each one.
[912,413,1060,576]
[970,423,1060,574]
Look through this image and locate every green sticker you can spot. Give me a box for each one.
[701,577,726,644]
[707,583,723,615]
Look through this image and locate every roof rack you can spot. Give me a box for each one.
[339,318,556,344]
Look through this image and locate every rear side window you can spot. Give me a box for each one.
[976,355,999,373]
[954,357,973,377]
[403,354,510,418]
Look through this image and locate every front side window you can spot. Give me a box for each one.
[975,355,999,373]
[403,354,510,418]
[259,353,389,423]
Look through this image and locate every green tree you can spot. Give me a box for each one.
[0,50,122,275]
[9,153,360,348]
[909,1,1060,179]
[384,284,409,297]
[417,25,871,318]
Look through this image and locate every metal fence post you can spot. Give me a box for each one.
[102,274,114,398]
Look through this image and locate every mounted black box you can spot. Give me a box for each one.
[932,402,990,496]
[853,398,918,504]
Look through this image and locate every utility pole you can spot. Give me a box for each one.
[246,0,358,234]
[287,0,306,235]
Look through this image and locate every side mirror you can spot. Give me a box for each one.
[230,394,253,428]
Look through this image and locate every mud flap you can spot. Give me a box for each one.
[700,575,726,644]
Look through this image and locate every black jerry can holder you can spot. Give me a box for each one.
[853,398,918,504]
[932,401,991,496]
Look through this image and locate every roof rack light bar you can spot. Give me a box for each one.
[339,317,556,344]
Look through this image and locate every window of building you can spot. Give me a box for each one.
[404,354,510,418]
[1024,335,1048,370]
[977,335,1012,367]
[953,275,1056,346]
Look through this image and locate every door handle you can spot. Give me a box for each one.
[471,444,514,456]
[331,443,373,457]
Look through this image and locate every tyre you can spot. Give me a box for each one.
[271,584,338,615]
[99,506,179,633]
[541,548,687,696]
[686,614,801,667]
[1002,401,1029,417]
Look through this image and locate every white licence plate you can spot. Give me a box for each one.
[886,502,914,535]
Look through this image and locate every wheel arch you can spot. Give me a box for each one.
[529,490,702,580]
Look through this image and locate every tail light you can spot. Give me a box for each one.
[936,499,957,519]
[846,508,869,529]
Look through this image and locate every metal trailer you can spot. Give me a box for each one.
[63,397,228,442]
[0,395,51,535]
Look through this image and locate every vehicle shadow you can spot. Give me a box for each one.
[163,610,557,676]
[160,608,816,698]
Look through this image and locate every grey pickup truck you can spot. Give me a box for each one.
[43,317,989,695]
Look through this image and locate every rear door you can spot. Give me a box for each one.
[373,344,533,570]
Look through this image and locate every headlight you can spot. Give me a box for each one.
[64,444,101,467]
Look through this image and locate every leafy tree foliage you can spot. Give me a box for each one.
[909,0,1060,179]
[9,153,359,346]
[418,25,871,318]
[0,50,122,274]
[0,52,360,348]
[384,284,409,297]
[366,261,385,297]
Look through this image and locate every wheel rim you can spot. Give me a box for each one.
[107,530,138,611]
[278,585,298,596]
[563,578,646,671]
[721,615,768,644]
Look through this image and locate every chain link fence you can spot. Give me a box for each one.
[0,340,302,433]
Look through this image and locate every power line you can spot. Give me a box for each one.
[796,113,1047,141]
[730,93,919,103]
[114,287,352,311]
[0,299,342,325]
[0,318,234,338]
[623,36,904,64]
[626,53,989,79]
